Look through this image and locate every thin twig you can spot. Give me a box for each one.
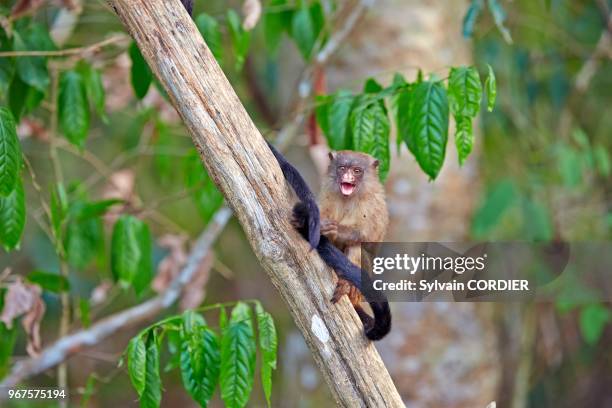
[0,35,128,57]
[0,207,232,391]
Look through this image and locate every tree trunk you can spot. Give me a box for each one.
[107,0,403,406]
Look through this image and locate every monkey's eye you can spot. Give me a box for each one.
[338,166,346,172]
[354,168,362,174]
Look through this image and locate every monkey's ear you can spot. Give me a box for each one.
[328,152,336,161]
[372,159,380,168]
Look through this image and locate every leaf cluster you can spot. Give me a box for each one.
[125,302,277,408]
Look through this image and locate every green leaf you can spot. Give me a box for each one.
[454,116,473,165]
[13,32,49,93]
[407,80,449,180]
[8,75,28,120]
[0,107,22,196]
[309,1,325,45]
[521,199,553,242]
[263,0,291,54]
[256,303,277,407]
[80,374,97,407]
[227,10,251,71]
[471,179,516,238]
[593,144,611,177]
[0,27,15,97]
[27,270,69,293]
[77,61,106,120]
[79,298,91,328]
[180,311,221,406]
[557,144,582,188]
[571,128,590,150]
[196,14,223,64]
[50,183,68,243]
[487,0,512,43]
[291,3,316,60]
[128,335,147,396]
[184,151,223,223]
[448,66,482,118]
[316,90,354,151]
[141,331,162,408]
[485,64,496,112]
[579,304,611,345]
[63,214,103,269]
[152,120,173,181]
[70,199,122,221]
[462,0,483,38]
[219,306,228,331]
[58,70,90,147]
[220,302,256,408]
[110,215,152,295]
[0,320,17,379]
[350,97,391,182]
[314,94,331,138]
[391,73,411,152]
[363,77,384,94]
[129,42,152,99]
[132,221,153,297]
[0,178,25,251]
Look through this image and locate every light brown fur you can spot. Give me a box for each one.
[319,151,388,305]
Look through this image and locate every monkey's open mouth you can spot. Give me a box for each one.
[340,182,356,196]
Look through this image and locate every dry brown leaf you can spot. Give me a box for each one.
[152,234,188,293]
[1,278,38,328]
[0,267,12,283]
[101,169,136,224]
[11,0,45,18]
[90,280,113,306]
[102,169,135,202]
[180,252,212,310]
[23,295,46,356]
[17,118,50,142]
[242,0,262,31]
[104,53,132,111]
[54,0,81,11]
[0,277,46,356]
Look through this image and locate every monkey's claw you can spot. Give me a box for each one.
[331,280,351,304]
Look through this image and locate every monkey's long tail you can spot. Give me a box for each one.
[266,142,321,249]
[316,235,392,341]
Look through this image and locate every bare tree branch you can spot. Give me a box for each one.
[0,207,232,391]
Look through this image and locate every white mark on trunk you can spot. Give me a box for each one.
[311,314,332,358]
[311,315,329,343]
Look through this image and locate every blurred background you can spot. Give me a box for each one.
[0,0,611,407]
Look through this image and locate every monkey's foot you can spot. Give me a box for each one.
[331,280,352,304]
[355,306,375,332]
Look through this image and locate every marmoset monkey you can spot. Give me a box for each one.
[319,151,389,332]
[269,144,391,340]
[180,0,390,340]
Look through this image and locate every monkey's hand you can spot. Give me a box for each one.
[320,219,338,241]
[291,202,320,248]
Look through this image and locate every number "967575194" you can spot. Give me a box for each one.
[6,388,66,399]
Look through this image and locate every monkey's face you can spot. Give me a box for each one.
[328,151,379,197]
[336,165,363,196]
